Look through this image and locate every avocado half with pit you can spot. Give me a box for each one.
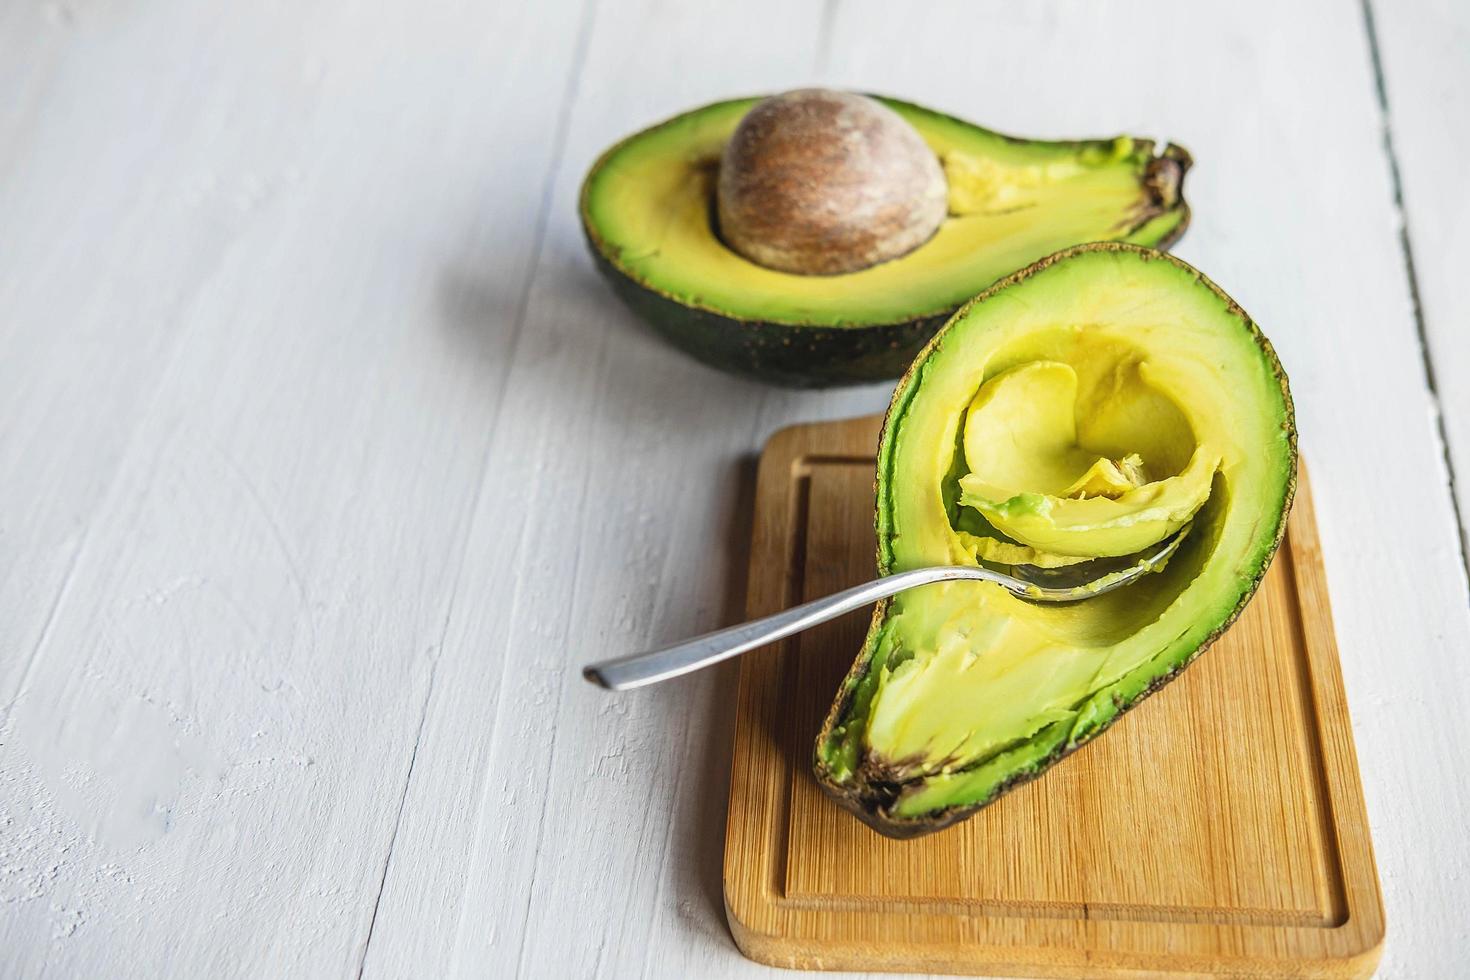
[580,96,1192,387]
[815,242,1296,838]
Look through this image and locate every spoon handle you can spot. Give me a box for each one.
[582,565,997,691]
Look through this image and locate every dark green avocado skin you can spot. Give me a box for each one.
[587,246,948,388]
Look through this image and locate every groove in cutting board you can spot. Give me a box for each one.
[723,415,1383,979]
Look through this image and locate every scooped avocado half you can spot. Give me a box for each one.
[580,96,1192,386]
[815,243,1296,838]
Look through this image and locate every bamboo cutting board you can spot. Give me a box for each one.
[723,415,1383,978]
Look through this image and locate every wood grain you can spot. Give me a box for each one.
[0,1,602,975]
[725,415,1384,978]
[0,1,1466,977]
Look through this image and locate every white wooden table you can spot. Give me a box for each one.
[2,2,1467,977]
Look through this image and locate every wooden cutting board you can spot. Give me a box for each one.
[723,415,1383,978]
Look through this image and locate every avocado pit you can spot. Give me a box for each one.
[715,89,948,276]
[579,94,1194,384]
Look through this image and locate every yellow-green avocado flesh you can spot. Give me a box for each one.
[814,243,1296,838]
[956,360,1221,559]
[580,96,1191,387]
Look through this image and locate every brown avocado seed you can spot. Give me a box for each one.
[716,89,948,276]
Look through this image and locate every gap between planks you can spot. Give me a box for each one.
[1358,0,1470,597]
[352,0,602,974]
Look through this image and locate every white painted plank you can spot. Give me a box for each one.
[0,0,590,975]
[1371,0,1470,572]
[0,1,281,708]
[357,3,894,977]
[368,1,1470,979]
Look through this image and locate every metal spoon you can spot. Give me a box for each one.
[582,525,1190,691]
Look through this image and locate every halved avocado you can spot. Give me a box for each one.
[814,243,1296,838]
[580,96,1191,387]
